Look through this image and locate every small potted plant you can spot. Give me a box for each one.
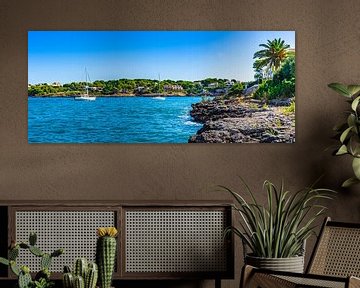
[328,83,360,187]
[0,232,63,288]
[96,227,118,288]
[62,258,98,288]
[221,179,334,273]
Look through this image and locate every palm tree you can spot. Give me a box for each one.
[253,38,292,77]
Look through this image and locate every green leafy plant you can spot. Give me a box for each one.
[32,278,54,288]
[281,100,295,115]
[0,232,63,288]
[254,55,295,101]
[221,179,334,258]
[328,83,360,187]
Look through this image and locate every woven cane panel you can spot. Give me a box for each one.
[277,275,345,288]
[250,273,297,288]
[310,226,360,277]
[15,211,115,272]
[125,210,227,273]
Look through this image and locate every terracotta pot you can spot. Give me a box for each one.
[245,254,304,273]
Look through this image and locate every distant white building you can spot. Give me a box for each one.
[164,84,183,92]
[136,86,147,93]
[90,87,103,91]
[50,82,62,87]
[225,81,233,88]
[207,82,218,89]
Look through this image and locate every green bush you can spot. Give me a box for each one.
[281,100,295,115]
[254,55,295,101]
[227,82,244,96]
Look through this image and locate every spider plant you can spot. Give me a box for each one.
[221,179,334,258]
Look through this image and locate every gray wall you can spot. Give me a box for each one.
[1,0,360,287]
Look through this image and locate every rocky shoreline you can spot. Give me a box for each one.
[188,98,295,143]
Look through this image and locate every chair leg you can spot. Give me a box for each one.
[240,265,255,288]
[215,278,221,288]
[240,265,296,288]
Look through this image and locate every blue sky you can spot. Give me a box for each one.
[28,31,295,84]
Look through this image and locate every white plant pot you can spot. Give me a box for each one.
[245,254,305,273]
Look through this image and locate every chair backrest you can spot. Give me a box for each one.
[307,217,360,277]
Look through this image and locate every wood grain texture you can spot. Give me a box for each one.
[1,0,360,287]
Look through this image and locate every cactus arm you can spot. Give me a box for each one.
[40,253,52,270]
[64,265,72,273]
[85,262,98,288]
[29,245,44,257]
[73,275,85,288]
[74,258,88,280]
[63,272,74,288]
[19,242,30,249]
[29,232,37,246]
[51,248,64,257]
[18,271,32,288]
[9,246,19,260]
[10,260,20,276]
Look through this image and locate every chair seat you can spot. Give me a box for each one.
[277,275,346,288]
[241,218,360,288]
[244,266,359,288]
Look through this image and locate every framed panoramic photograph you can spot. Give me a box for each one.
[28,31,295,143]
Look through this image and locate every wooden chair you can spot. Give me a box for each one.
[241,217,360,288]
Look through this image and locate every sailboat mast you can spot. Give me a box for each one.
[85,67,89,96]
[158,73,160,95]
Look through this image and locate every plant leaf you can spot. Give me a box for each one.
[340,126,353,143]
[342,177,360,188]
[351,96,360,111]
[328,83,352,98]
[0,257,9,266]
[349,135,360,157]
[347,85,360,97]
[336,144,348,155]
[352,157,360,179]
[347,114,356,128]
[333,122,348,132]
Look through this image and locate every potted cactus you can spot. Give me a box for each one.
[0,232,63,288]
[62,258,98,288]
[96,227,118,288]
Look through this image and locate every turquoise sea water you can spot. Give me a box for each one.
[28,97,203,143]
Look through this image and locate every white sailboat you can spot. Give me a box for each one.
[153,95,166,100]
[152,74,166,100]
[74,68,96,101]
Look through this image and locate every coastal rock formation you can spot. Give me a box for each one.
[269,97,294,106]
[243,84,259,97]
[188,98,295,143]
[190,99,264,123]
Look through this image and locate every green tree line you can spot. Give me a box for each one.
[28,78,239,96]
